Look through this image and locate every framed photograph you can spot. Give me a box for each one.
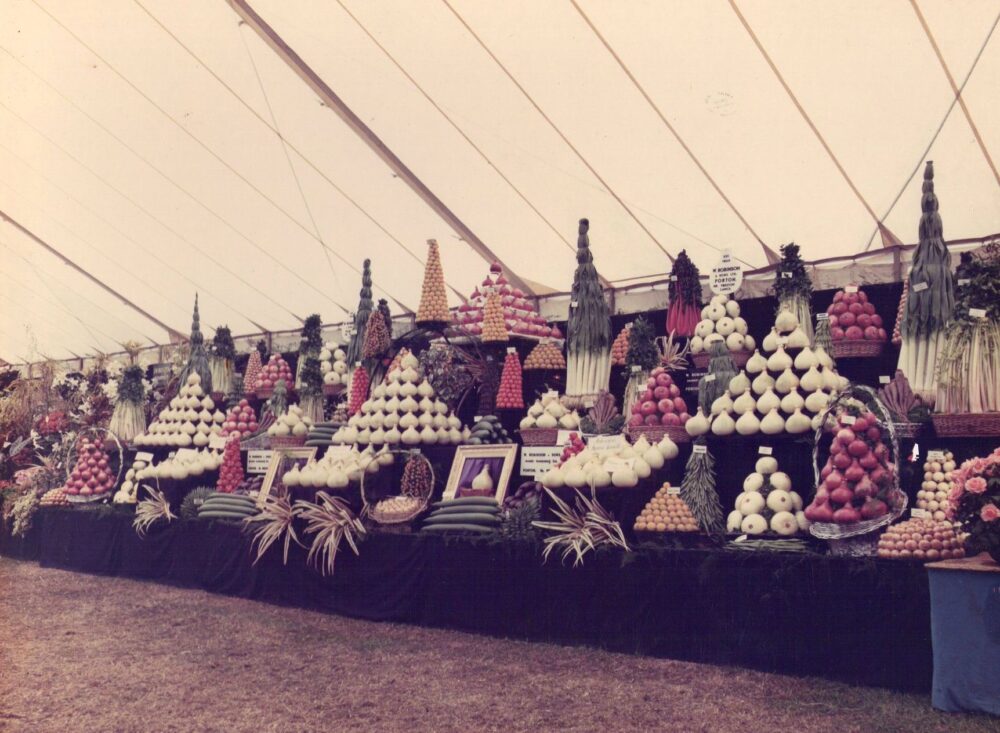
[257,447,317,507]
[443,444,518,504]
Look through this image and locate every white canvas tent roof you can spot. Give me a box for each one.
[1,0,998,363]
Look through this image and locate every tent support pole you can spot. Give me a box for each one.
[225,0,537,297]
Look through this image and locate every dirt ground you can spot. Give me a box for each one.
[0,558,995,733]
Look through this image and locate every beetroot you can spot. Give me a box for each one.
[831,326,845,340]
[856,313,872,329]
[661,413,681,426]
[848,302,864,315]
[655,373,673,388]
[863,326,879,340]
[640,401,657,416]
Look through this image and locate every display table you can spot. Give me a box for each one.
[927,553,1000,715]
[2,507,933,693]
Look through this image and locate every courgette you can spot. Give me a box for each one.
[421,524,495,534]
[423,513,501,526]
[432,497,499,508]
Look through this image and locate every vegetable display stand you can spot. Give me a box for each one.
[628,424,690,444]
[931,412,1000,437]
[831,340,885,359]
[518,428,559,446]
[691,349,751,370]
[826,533,882,557]
[63,428,124,504]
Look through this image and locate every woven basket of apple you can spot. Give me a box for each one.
[254,354,295,400]
[627,367,691,443]
[62,427,125,504]
[805,385,906,551]
[824,286,887,358]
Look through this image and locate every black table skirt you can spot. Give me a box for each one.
[3,508,931,693]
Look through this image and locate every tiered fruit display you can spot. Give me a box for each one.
[627,367,690,429]
[40,487,71,507]
[134,373,225,447]
[825,287,888,343]
[725,456,808,536]
[266,405,312,440]
[634,483,700,534]
[220,399,259,440]
[690,293,755,357]
[320,343,349,388]
[452,261,559,338]
[876,517,965,560]
[519,393,581,431]
[415,239,450,324]
[254,354,294,397]
[331,352,465,447]
[804,408,897,525]
[466,415,512,445]
[917,450,956,520]
[541,435,678,489]
[694,308,845,437]
[495,351,524,409]
[216,437,244,493]
[347,366,370,416]
[610,324,630,366]
[523,340,566,370]
[242,348,263,394]
[480,292,509,343]
[283,446,394,489]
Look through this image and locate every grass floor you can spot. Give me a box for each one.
[0,557,995,732]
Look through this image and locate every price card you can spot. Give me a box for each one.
[247,450,273,474]
[692,444,707,454]
[842,415,856,425]
[927,450,945,462]
[134,451,154,463]
[911,508,928,519]
[957,278,970,286]
[758,446,773,456]
[583,396,596,408]
[879,375,891,384]
[630,365,642,373]
[780,271,793,279]
[912,281,929,292]
[668,274,677,281]
[603,456,635,473]
[520,446,563,478]
[569,300,579,308]
[709,249,743,296]
[208,434,227,450]
[354,361,362,368]
[666,485,681,496]
[816,313,829,321]
[507,346,517,354]
[704,374,716,382]
[845,285,858,293]
[175,448,200,461]
[970,307,987,318]
[474,415,484,423]
[587,434,627,452]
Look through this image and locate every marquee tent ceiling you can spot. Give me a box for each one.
[1,0,998,362]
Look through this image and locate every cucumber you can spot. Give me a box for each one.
[424,513,501,526]
[197,510,255,520]
[201,496,257,506]
[429,504,499,517]
[421,524,495,534]
[432,497,499,509]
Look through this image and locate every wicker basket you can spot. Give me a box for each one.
[269,435,306,448]
[691,349,752,370]
[628,424,690,444]
[831,339,885,359]
[519,428,560,446]
[322,383,346,398]
[932,412,1000,437]
[362,449,435,525]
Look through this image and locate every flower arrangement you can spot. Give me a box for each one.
[947,447,1000,562]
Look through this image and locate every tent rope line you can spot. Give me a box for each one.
[0,44,348,318]
[0,209,185,341]
[909,0,1000,190]
[727,0,898,241]
[569,0,766,268]
[331,0,611,290]
[0,137,271,330]
[863,6,1000,252]
[235,17,346,299]
[440,0,677,266]
[29,0,403,315]
[0,237,155,348]
[132,0,466,304]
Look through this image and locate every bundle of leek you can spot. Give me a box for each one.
[773,243,814,345]
[897,162,954,405]
[108,365,146,442]
[565,219,612,397]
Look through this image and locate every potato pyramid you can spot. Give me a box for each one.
[416,239,450,324]
[481,292,508,343]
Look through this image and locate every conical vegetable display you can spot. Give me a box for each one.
[346,259,373,366]
[897,162,954,404]
[496,351,524,409]
[134,372,224,447]
[178,294,213,394]
[565,219,612,396]
[451,261,557,338]
[415,239,450,324]
[690,293,754,356]
[726,456,808,536]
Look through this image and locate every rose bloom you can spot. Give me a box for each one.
[965,476,988,494]
[980,503,1000,523]
[948,484,964,506]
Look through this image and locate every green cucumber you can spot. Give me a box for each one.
[197,510,255,520]
[201,496,257,507]
[429,504,499,517]
[424,513,501,526]
[421,524,495,534]
[432,497,499,508]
